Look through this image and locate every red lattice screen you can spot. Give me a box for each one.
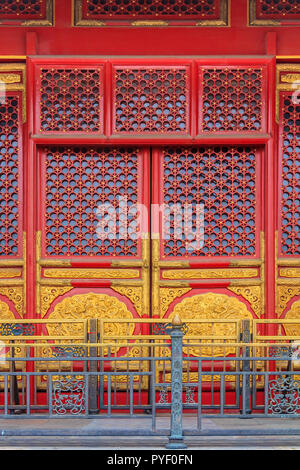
[160,147,261,258]
[41,147,143,258]
[38,66,104,134]
[113,66,189,134]
[0,0,46,18]
[199,67,265,133]
[0,93,23,257]
[81,0,221,19]
[278,92,300,256]
[256,0,300,19]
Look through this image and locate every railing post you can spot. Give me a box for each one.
[88,318,99,414]
[240,319,252,417]
[166,314,187,450]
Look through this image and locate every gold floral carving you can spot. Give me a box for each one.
[40,286,73,318]
[160,288,192,317]
[169,293,252,357]
[43,269,140,279]
[162,269,258,280]
[228,286,261,317]
[281,74,300,83]
[0,269,22,279]
[280,268,300,278]
[47,293,134,353]
[277,286,300,317]
[111,286,143,316]
[284,299,300,337]
[0,287,23,316]
[0,74,20,84]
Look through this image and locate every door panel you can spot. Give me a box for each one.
[276,65,300,326]
[0,64,26,323]
[151,146,265,328]
[36,146,151,338]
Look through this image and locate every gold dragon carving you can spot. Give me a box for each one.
[47,293,135,354]
[168,293,253,357]
[162,269,258,279]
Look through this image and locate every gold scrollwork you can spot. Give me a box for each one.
[280,268,300,278]
[43,268,140,279]
[111,286,143,316]
[162,268,258,280]
[160,287,192,317]
[168,293,253,357]
[277,286,300,317]
[40,286,73,318]
[0,74,21,84]
[228,286,262,318]
[0,269,22,279]
[0,287,24,317]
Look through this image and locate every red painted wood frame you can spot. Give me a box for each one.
[12,55,276,328]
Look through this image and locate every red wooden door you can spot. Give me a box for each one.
[0,0,298,353]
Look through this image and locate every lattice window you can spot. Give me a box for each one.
[81,0,220,19]
[162,147,259,257]
[38,67,104,134]
[200,67,264,133]
[43,147,141,257]
[279,93,300,256]
[0,0,46,18]
[256,0,300,18]
[113,66,189,134]
[0,95,22,257]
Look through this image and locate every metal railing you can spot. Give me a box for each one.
[0,316,299,449]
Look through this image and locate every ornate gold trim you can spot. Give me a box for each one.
[43,268,140,279]
[160,287,192,317]
[141,236,150,318]
[162,268,259,280]
[228,286,262,317]
[111,286,143,316]
[0,74,21,84]
[131,21,168,26]
[40,285,73,318]
[0,269,22,279]
[280,268,300,278]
